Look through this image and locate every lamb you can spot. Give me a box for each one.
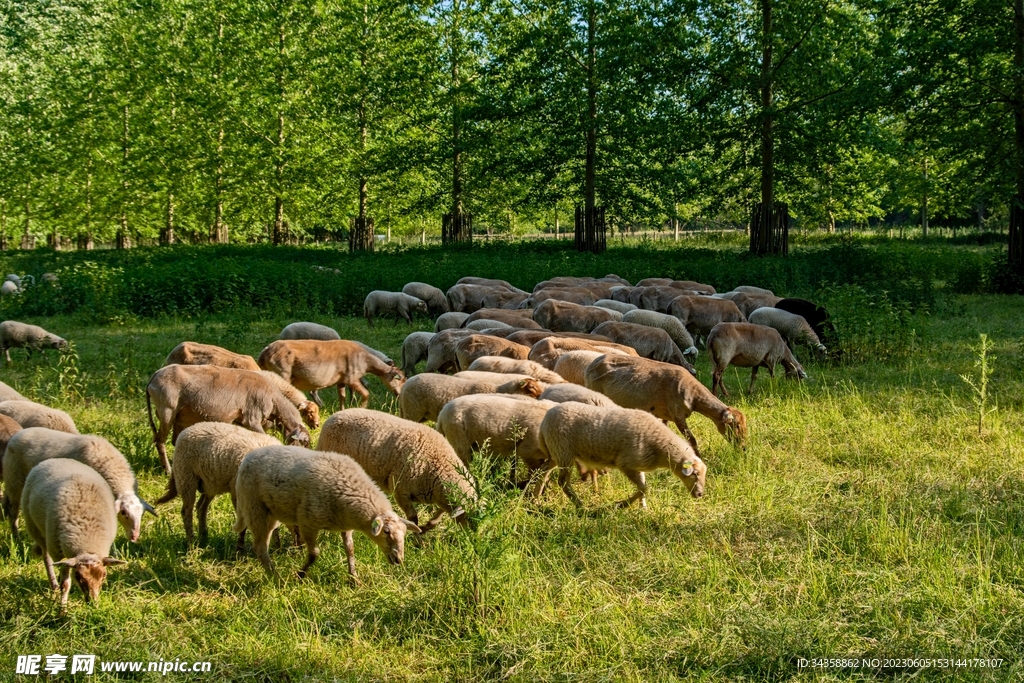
[465,319,513,331]
[539,383,617,407]
[155,422,284,546]
[707,322,806,396]
[593,299,638,314]
[0,321,68,364]
[233,444,420,580]
[528,337,638,370]
[4,427,155,542]
[584,353,748,451]
[552,350,604,385]
[464,308,541,329]
[621,309,698,357]
[435,311,472,332]
[402,282,450,316]
[402,331,435,377]
[363,290,429,326]
[317,409,478,531]
[455,334,531,370]
[425,329,476,373]
[668,295,747,342]
[164,341,262,371]
[539,402,707,507]
[146,364,311,474]
[0,400,78,433]
[20,458,126,609]
[467,356,567,384]
[591,321,696,374]
[279,321,342,341]
[399,373,544,423]
[748,307,826,352]
[0,380,26,402]
[533,299,621,333]
[258,339,405,408]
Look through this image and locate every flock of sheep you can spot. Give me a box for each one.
[0,273,832,610]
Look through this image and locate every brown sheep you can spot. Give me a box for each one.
[258,339,405,409]
[591,321,696,374]
[528,337,638,370]
[454,334,531,370]
[716,291,782,318]
[466,356,566,384]
[669,295,747,341]
[629,286,701,313]
[457,277,525,292]
[163,341,261,371]
[552,350,604,385]
[707,322,806,396]
[479,290,531,309]
[526,287,599,308]
[532,299,620,334]
[463,308,542,329]
[399,373,544,423]
[636,278,716,294]
[447,284,510,313]
[584,353,748,452]
[146,365,312,474]
[505,330,613,347]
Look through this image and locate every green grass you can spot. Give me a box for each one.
[0,248,1022,680]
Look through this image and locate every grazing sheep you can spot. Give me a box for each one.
[636,278,716,294]
[466,318,513,332]
[402,282,449,316]
[435,311,472,332]
[467,356,566,383]
[528,337,638,370]
[593,299,638,314]
[584,353,748,451]
[425,329,475,373]
[318,409,478,531]
[363,290,429,326]
[0,281,18,296]
[402,331,435,377]
[629,286,701,313]
[0,380,26,403]
[748,307,826,352]
[164,341,261,371]
[732,285,774,296]
[234,444,420,580]
[533,299,621,334]
[524,287,600,308]
[258,372,320,429]
[146,365,311,474]
[552,350,604,385]
[0,321,68,364]
[21,459,126,610]
[539,383,617,407]
[480,289,531,309]
[610,286,636,303]
[591,321,696,374]
[457,277,525,292]
[4,427,155,542]
[453,371,549,390]
[279,321,342,341]
[539,402,707,507]
[505,330,613,347]
[155,422,284,546]
[775,298,836,347]
[532,277,592,291]
[258,339,404,408]
[0,400,78,434]
[707,322,806,396]
[621,309,698,357]
[464,308,541,329]
[668,295,747,342]
[0,414,22,478]
[447,284,511,313]
[399,373,544,423]
[455,334,531,370]
[718,291,781,317]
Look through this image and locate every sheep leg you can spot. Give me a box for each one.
[347,381,371,409]
[252,522,276,576]
[43,552,58,591]
[296,528,319,579]
[618,470,648,509]
[419,507,448,532]
[310,389,324,408]
[2,346,9,364]
[154,426,173,475]
[58,565,72,612]
[196,492,212,545]
[394,493,419,529]
[343,530,359,585]
[366,313,375,328]
[748,366,760,394]
[557,467,583,507]
[712,365,728,397]
[181,488,196,545]
[236,530,246,555]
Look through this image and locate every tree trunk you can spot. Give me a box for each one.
[161,193,175,245]
[575,0,604,254]
[21,200,34,250]
[117,105,130,249]
[451,0,463,219]
[0,199,6,251]
[211,17,228,244]
[921,158,929,237]
[1011,0,1024,271]
[273,13,286,245]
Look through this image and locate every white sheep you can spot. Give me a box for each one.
[363,290,429,326]
[621,309,698,356]
[154,422,281,546]
[0,380,26,403]
[233,444,420,581]
[0,321,68,364]
[0,414,22,478]
[0,281,18,296]
[0,400,78,433]
[539,402,707,508]
[21,458,127,610]
[747,307,826,352]
[402,331,435,377]
[317,409,478,532]
[465,318,513,331]
[279,321,341,341]
[593,299,638,314]
[552,350,604,385]
[434,312,471,332]
[538,383,617,407]
[3,427,155,542]
[402,282,450,316]
[466,356,567,384]
[400,373,544,423]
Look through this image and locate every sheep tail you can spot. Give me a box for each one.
[145,390,158,443]
[155,475,177,505]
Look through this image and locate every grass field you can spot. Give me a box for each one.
[0,240,1022,681]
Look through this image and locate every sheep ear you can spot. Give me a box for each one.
[103,557,127,566]
[141,499,158,516]
[55,558,79,567]
[370,516,384,536]
[401,519,422,534]
[680,462,694,477]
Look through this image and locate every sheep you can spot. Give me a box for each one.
[435,311,472,332]
[594,299,638,314]
[480,289,531,309]
[317,409,478,531]
[523,287,599,308]
[425,329,475,373]
[584,353,748,451]
[363,290,430,326]
[234,444,420,580]
[636,278,716,294]
[402,331,434,377]
[775,298,837,348]
[505,330,613,348]
[610,285,636,302]
[0,321,68,364]
[0,400,78,433]
[457,277,526,292]
[455,334,531,370]
[591,321,696,374]
[463,308,541,329]
[466,318,513,331]
[164,341,261,371]
[0,281,18,296]
[279,321,341,341]
[707,322,807,396]
[399,373,544,423]
[532,277,593,291]
[539,383,617,407]
[258,339,405,408]
[668,295,747,342]
[552,350,604,385]
[621,309,698,357]
[732,285,774,296]
[539,402,707,507]
[454,370,550,390]
[0,380,26,403]
[0,414,22,478]
[629,286,701,313]
[402,282,449,316]
[21,458,127,610]
[467,356,567,384]
[258,371,321,429]
[41,272,58,284]
[718,291,781,317]
[748,307,826,353]
[155,422,283,546]
[447,283,512,313]
[4,427,155,542]
[528,337,638,370]
[146,365,312,474]
[533,299,621,333]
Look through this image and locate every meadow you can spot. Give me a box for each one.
[0,236,1022,681]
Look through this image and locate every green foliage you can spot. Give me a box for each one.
[960,333,997,436]
[816,283,919,362]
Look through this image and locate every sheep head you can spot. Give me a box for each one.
[782,358,807,380]
[368,512,420,566]
[671,455,707,499]
[56,554,125,602]
[48,335,68,350]
[513,377,543,398]
[414,299,429,314]
[115,494,149,542]
[285,427,311,447]
[719,407,748,450]
[385,368,406,395]
[299,401,321,429]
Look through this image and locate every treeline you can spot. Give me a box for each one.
[0,0,1021,252]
